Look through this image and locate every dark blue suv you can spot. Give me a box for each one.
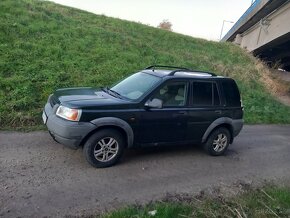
[43,66,243,168]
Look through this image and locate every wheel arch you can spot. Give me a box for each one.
[202,118,234,144]
[80,117,134,148]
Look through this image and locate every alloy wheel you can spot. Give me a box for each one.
[212,133,228,152]
[94,137,119,162]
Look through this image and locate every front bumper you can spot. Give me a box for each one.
[43,102,96,149]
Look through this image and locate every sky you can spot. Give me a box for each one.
[50,0,253,41]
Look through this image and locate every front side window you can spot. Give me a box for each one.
[152,82,187,107]
[111,72,161,100]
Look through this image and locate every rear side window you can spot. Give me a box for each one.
[192,82,220,106]
[222,80,241,107]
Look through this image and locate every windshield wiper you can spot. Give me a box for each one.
[101,87,109,93]
[101,87,123,99]
[108,89,122,98]
[108,88,124,99]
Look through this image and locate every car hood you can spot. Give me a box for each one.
[51,87,131,109]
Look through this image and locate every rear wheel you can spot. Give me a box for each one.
[203,127,230,156]
[83,129,125,168]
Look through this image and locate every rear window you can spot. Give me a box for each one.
[222,80,241,107]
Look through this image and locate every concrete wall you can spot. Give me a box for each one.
[235,2,290,52]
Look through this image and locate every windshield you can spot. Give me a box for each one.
[110,72,161,100]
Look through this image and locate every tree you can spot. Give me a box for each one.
[157,19,172,31]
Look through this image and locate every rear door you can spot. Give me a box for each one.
[186,80,223,142]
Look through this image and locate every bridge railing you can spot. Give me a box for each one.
[221,0,262,41]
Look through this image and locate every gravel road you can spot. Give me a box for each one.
[1,125,290,217]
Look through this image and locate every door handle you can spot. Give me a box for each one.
[173,111,187,117]
[214,110,222,114]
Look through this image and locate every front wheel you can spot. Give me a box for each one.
[203,127,230,156]
[83,129,125,168]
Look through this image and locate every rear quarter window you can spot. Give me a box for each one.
[222,80,241,107]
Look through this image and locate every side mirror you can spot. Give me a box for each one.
[145,98,163,109]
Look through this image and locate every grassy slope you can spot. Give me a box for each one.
[0,0,289,129]
[104,186,290,218]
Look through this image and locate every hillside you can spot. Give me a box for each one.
[0,0,289,129]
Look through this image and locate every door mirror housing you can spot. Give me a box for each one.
[145,98,163,109]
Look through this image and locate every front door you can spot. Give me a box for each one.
[136,81,189,144]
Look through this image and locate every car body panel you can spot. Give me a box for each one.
[43,68,244,150]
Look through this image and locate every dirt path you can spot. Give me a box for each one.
[273,70,290,82]
[1,125,290,217]
[269,68,290,106]
[275,70,290,105]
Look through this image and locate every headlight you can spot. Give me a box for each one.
[56,105,82,121]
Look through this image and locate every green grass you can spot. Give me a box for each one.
[103,186,290,218]
[0,0,290,129]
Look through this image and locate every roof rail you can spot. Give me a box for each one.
[168,69,217,76]
[145,65,190,71]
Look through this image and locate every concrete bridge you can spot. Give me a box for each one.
[222,0,290,71]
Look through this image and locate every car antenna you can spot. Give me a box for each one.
[153,57,157,72]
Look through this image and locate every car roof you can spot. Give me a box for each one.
[141,69,226,79]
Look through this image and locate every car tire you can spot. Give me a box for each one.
[203,127,230,156]
[83,129,125,168]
